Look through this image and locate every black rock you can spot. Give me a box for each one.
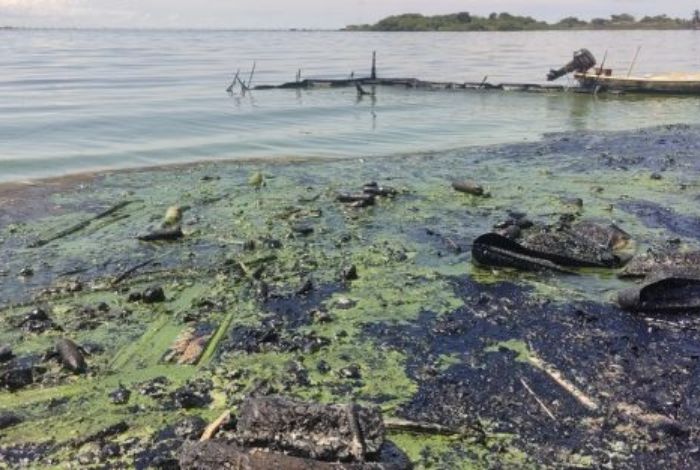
[340,264,358,281]
[19,308,59,334]
[0,412,22,430]
[127,292,142,302]
[138,376,171,398]
[109,384,132,405]
[173,416,207,440]
[0,345,14,363]
[316,360,331,374]
[338,364,362,379]
[55,338,87,374]
[171,387,211,409]
[1,367,34,391]
[142,286,166,304]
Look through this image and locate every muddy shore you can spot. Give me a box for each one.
[2,124,700,468]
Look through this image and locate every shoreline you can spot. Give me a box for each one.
[2,123,700,468]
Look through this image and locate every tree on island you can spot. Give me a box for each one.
[693,9,700,25]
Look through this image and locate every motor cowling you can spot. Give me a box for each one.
[546,49,597,81]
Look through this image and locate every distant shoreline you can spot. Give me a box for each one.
[346,12,700,32]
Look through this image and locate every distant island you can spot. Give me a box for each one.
[346,11,700,32]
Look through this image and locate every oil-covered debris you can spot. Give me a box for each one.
[179,396,411,470]
[337,181,397,208]
[236,396,385,461]
[618,275,700,312]
[137,225,184,242]
[619,247,700,278]
[474,219,634,271]
[472,233,574,272]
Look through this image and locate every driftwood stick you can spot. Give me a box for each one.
[247,61,256,88]
[226,69,240,93]
[519,377,557,421]
[29,200,134,248]
[383,417,482,438]
[526,350,599,412]
[200,410,231,441]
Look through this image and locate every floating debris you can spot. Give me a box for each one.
[618,275,700,313]
[137,226,184,242]
[472,233,573,273]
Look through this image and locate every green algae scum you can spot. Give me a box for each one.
[2,124,700,468]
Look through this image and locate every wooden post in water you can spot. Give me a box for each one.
[371,51,377,80]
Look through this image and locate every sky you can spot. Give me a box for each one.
[1,0,698,29]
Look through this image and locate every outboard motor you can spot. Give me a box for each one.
[546,49,596,81]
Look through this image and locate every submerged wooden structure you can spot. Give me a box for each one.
[241,49,700,96]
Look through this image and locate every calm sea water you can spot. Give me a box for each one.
[1,29,700,182]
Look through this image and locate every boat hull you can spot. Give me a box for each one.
[575,72,700,94]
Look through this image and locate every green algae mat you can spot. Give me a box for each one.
[2,124,700,468]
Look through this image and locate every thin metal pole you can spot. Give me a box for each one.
[627,46,641,78]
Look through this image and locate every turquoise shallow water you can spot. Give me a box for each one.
[1,29,700,182]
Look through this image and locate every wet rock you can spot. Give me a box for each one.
[127,291,142,302]
[55,337,87,373]
[362,182,397,198]
[171,379,212,409]
[283,360,310,388]
[138,376,171,399]
[227,325,281,354]
[173,416,207,440]
[142,286,166,303]
[0,345,14,363]
[0,412,22,430]
[0,366,35,391]
[18,308,60,333]
[335,297,357,309]
[341,264,358,281]
[651,172,663,180]
[452,180,486,196]
[339,364,362,380]
[99,442,122,459]
[316,360,331,374]
[296,278,314,296]
[109,384,132,405]
[291,224,314,236]
[19,267,34,277]
[310,309,332,323]
[337,193,375,207]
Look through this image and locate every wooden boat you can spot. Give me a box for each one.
[574,71,700,94]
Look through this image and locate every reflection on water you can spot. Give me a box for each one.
[0,29,699,182]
